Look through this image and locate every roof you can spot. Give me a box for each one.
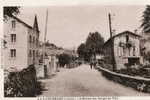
[103,30,142,47]
[47,49,64,56]
[11,15,40,33]
[12,15,33,29]
[33,15,40,32]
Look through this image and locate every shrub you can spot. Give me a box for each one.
[58,53,72,67]
[4,64,43,97]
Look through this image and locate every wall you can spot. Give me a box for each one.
[27,28,40,66]
[98,66,150,93]
[114,33,140,70]
[3,17,28,71]
[103,39,115,71]
[48,55,58,75]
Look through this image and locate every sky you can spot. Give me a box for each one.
[18,5,146,49]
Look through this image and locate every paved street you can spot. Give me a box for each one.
[39,64,150,96]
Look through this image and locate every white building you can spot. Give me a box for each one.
[3,15,40,72]
[103,31,141,70]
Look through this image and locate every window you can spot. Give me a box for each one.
[10,49,16,57]
[126,35,129,42]
[29,35,32,43]
[133,46,136,56]
[33,50,35,58]
[36,38,38,46]
[123,48,125,56]
[12,20,16,28]
[29,50,32,57]
[129,48,131,56]
[36,51,38,57]
[11,34,16,42]
[33,37,35,44]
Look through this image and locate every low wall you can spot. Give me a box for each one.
[4,65,43,97]
[97,66,150,93]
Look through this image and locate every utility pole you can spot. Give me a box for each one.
[108,13,116,71]
[43,9,48,77]
[108,13,112,38]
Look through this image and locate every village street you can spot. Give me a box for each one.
[39,64,150,96]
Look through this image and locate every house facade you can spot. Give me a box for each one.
[3,15,40,72]
[47,49,59,74]
[38,43,62,77]
[103,31,141,70]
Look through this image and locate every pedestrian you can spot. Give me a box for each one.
[93,61,97,69]
[90,62,93,69]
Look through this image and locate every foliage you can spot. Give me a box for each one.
[144,51,150,62]
[4,6,20,19]
[85,32,104,54]
[77,31,104,61]
[4,65,43,97]
[58,53,72,67]
[141,5,150,33]
[77,43,90,61]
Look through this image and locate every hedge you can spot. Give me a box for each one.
[4,64,43,97]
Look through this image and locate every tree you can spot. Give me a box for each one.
[3,7,20,19]
[58,53,71,67]
[77,43,86,58]
[77,31,104,62]
[85,31,104,56]
[141,5,150,33]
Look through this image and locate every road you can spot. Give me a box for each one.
[39,64,150,96]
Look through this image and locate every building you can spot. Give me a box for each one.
[141,31,150,53]
[140,31,150,64]
[38,42,63,77]
[3,15,40,72]
[47,49,60,74]
[103,31,141,70]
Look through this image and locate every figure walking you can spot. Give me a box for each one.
[90,61,93,69]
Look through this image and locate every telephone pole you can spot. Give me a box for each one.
[108,13,112,38]
[108,13,116,71]
[43,9,48,77]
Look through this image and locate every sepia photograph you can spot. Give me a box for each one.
[2,1,150,99]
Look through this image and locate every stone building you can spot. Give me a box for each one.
[103,31,141,70]
[3,15,40,72]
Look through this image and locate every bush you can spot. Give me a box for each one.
[4,64,43,97]
[58,53,72,67]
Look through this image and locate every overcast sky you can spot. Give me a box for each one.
[18,5,145,49]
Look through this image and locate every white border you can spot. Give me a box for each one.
[1,0,150,100]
